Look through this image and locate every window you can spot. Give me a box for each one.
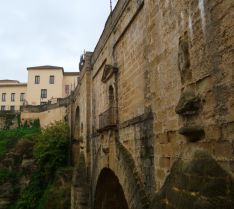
[35,75,40,84]
[2,93,6,102]
[1,106,5,111]
[49,75,55,84]
[20,93,25,102]
[41,89,47,98]
[20,106,23,111]
[65,85,69,95]
[11,93,15,102]
[10,106,15,111]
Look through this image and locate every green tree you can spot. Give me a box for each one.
[33,121,69,179]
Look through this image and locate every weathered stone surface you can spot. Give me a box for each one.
[179,126,205,142]
[150,151,234,209]
[178,36,191,84]
[175,89,201,116]
[71,152,89,209]
[0,183,14,209]
[0,198,11,209]
[67,0,234,208]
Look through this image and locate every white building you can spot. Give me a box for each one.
[0,66,79,110]
[0,80,27,111]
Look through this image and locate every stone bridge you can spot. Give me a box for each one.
[67,0,234,208]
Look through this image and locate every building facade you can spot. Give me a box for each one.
[0,80,27,111]
[0,66,79,111]
[26,65,79,105]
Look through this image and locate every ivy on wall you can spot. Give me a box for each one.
[0,112,18,130]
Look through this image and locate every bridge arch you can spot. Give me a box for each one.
[94,168,129,209]
[92,138,150,209]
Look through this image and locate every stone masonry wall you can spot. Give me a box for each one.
[145,0,234,190]
[69,0,234,208]
[21,106,67,128]
[91,0,157,198]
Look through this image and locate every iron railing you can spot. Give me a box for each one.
[98,107,117,131]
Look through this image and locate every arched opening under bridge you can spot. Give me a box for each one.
[94,168,129,209]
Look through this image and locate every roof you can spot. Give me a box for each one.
[0,79,20,83]
[27,65,79,75]
[27,65,64,71]
[63,72,80,76]
[0,83,27,87]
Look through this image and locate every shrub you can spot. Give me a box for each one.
[5,122,70,209]
[0,168,20,184]
[33,121,69,179]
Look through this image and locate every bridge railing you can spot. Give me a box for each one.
[98,106,117,131]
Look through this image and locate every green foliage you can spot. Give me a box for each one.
[22,119,41,129]
[34,121,69,179]
[9,121,70,209]
[0,133,17,159]
[37,183,71,209]
[0,112,20,129]
[37,167,72,209]
[2,112,16,130]
[0,128,40,159]
[0,169,19,184]
[0,138,10,158]
[32,119,40,129]
[0,127,40,140]
[17,114,21,128]
[13,172,45,209]
[23,120,29,128]
[1,121,70,209]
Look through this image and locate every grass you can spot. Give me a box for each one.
[0,127,41,159]
[0,127,41,140]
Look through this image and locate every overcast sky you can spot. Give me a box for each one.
[0,0,117,82]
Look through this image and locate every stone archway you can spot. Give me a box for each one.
[91,137,150,209]
[94,168,129,209]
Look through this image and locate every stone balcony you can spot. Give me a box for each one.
[98,107,117,132]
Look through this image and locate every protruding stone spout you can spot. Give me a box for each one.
[102,147,110,154]
[176,89,200,116]
[179,126,205,142]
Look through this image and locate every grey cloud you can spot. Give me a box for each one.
[0,0,117,82]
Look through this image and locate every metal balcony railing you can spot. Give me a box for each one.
[98,107,117,131]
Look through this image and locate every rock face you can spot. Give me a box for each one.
[0,139,36,209]
[0,183,13,209]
